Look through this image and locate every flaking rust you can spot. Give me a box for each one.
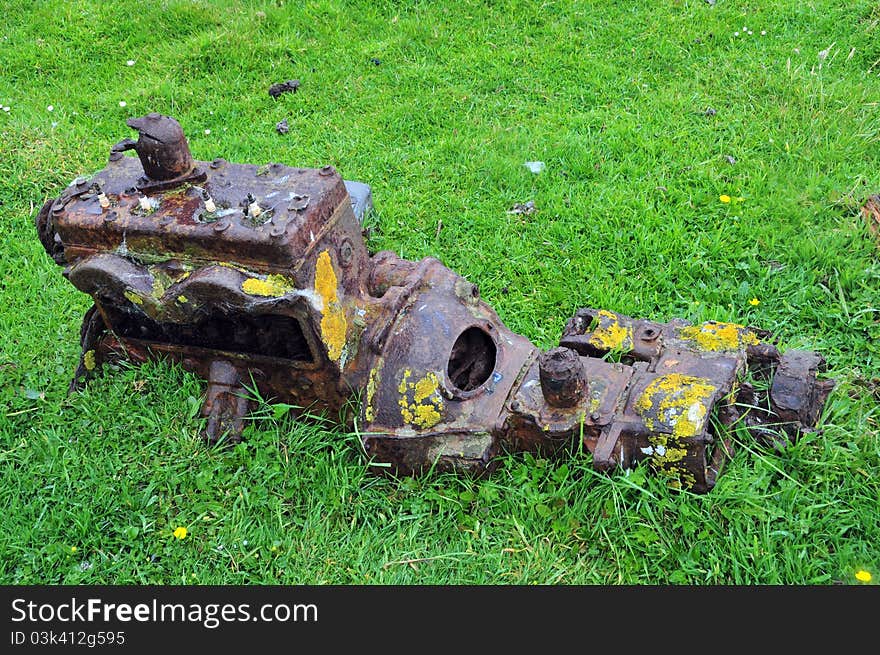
[36,113,836,493]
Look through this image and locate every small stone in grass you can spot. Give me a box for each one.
[508,200,537,215]
[268,79,300,98]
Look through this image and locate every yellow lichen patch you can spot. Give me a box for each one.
[177,295,188,304]
[83,350,96,371]
[241,274,295,297]
[635,373,717,439]
[151,277,166,299]
[414,374,439,403]
[398,370,444,429]
[315,250,347,362]
[147,265,175,299]
[365,367,380,423]
[677,321,759,352]
[646,432,688,465]
[398,368,411,394]
[659,468,696,491]
[123,290,144,305]
[588,309,633,352]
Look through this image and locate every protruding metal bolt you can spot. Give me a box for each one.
[95,185,110,209]
[339,240,354,266]
[640,326,659,342]
[538,347,587,408]
[247,193,262,218]
[201,188,216,213]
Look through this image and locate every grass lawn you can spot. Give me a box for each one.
[1,0,878,585]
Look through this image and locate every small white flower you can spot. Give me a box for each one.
[119,101,127,108]
[747,30,753,35]
[47,105,54,112]
[126,59,135,66]
[734,31,739,37]
[51,121,58,128]
[204,129,211,135]
[743,26,747,32]
[2,106,9,112]
[761,30,767,35]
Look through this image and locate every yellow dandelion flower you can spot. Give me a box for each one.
[719,194,731,203]
[749,298,760,306]
[70,546,77,553]
[173,526,188,540]
[855,570,872,582]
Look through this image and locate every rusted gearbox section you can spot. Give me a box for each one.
[36,113,835,493]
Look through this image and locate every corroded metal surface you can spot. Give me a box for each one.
[36,113,836,493]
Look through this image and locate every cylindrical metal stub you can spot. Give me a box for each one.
[538,347,587,408]
[125,113,195,181]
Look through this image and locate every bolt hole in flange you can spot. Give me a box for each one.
[448,326,497,392]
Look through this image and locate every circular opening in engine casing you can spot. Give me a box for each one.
[447,326,497,392]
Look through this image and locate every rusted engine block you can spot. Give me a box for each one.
[36,113,835,493]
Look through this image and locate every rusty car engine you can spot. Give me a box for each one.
[36,113,836,493]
